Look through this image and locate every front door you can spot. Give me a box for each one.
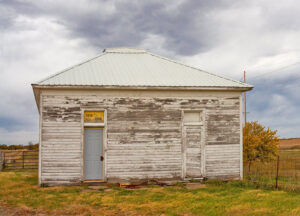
[84,128,103,180]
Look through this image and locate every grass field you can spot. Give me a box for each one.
[0,171,300,216]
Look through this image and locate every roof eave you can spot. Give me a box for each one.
[31,84,253,92]
[31,84,41,112]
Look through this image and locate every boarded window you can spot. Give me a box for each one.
[183,112,202,123]
[84,111,104,123]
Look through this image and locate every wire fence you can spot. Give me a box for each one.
[0,149,298,191]
[244,154,300,191]
[1,150,38,170]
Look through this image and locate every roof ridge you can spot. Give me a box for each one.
[104,47,146,53]
[33,52,107,84]
[147,52,252,87]
[106,51,147,54]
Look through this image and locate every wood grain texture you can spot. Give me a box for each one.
[40,91,241,185]
[184,125,203,178]
[205,144,241,178]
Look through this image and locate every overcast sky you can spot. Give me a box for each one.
[1,0,300,145]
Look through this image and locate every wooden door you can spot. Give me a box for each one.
[183,112,204,178]
[84,128,103,180]
[184,125,203,177]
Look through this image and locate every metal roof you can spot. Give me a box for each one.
[34,47,252,89]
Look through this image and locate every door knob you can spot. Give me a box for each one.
[100,156,104,161]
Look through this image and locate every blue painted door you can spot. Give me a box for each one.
[84,128,103,180]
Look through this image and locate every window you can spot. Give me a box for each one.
[183,112,202,123]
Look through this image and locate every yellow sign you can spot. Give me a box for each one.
[84,111,104,123]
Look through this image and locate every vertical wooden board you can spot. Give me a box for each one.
[239,95,243,179]
[38,94,43,186]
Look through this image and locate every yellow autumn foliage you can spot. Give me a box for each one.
[243,121,279,171]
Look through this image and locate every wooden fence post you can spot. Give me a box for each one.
[3,152,5,169]
[275,155,280,189]
[0,152,4,171]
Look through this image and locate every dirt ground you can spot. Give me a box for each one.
[0,205,43,216]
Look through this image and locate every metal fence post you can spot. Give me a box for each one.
[23,151,25,169]
[275,155,280,189]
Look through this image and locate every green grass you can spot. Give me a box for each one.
[0,171,300,216]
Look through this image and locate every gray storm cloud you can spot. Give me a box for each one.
[1,0,300,144]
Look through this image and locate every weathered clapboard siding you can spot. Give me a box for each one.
[40,90,242,185]
[205,144,241,178]
[40,119,82,185]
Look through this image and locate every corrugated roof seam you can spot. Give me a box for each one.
[147,52,251,88]
[34,52,108,84]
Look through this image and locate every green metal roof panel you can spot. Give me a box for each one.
[34,47,252,88]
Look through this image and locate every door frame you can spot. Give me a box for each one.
[181,109,206,179]
[81,108,107,182]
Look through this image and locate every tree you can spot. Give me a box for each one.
[28,141,34,150]
[243,121,279,172]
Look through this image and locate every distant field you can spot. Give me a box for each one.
[279,138,300,149]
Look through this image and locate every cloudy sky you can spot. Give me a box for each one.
[1,0,300,145]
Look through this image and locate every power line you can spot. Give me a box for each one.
[247,61,300,81]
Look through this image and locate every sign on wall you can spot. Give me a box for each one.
[84,111,104,123]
